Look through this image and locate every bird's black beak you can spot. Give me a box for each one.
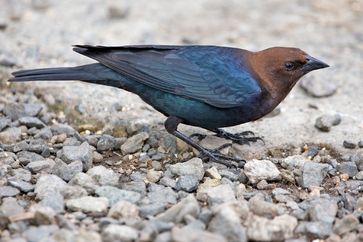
[302,56,329,73]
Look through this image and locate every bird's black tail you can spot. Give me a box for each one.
[9,63,102,82]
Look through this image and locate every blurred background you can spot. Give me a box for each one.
[0,0,362,148]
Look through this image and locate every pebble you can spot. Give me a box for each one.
[102,224,138,242]
[26,158,55,173]
[351,150,363,171]
[18,151,44,165]
[39,190,65,214]
[108,200,139,220]
[208,205,247,242]
[148,186,178,205]
[0,127,22,144]
[66,196,109,214]
[343,140,356,149]
[95,186,141,205]
[146,169,163,183]
[87,165,119,186]
[205,167,222,179]
[22,225,59,242]
[18,117,46,129]
[176,175,199,192]
[107,4,130,19]
[69,172,98,193]
[61,185,88,199]
[300,77,337,97]
[244,159,281,184]
[0,117,10,131]
[121,132,149,154]
[299,161,330,188]
[171,226,226,242]
[156,195,199,223]
[51,159,83,181]
[9,168,32,182]
[0,185,20,197]
[8,179,34,193]
[332,214,359,235]
[51,124,76,136]
[338,162,358,178]
[139,203,166,218]
[358,140,363,148]
[314,114,341,132]
[170,158,205,181]
[34,174,67,199]
[60,142,93,171]
[199,184,236,206]
[246,214,297,241]
[308,197,338,224]
[0,197,24,216]
[249,194,281,218]
[97,135,116,152]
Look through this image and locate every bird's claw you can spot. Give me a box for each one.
[189,133,207,141]
[216,129,264,145]
[198,146,245,168]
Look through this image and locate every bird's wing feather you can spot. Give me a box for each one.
[73,45,261,108]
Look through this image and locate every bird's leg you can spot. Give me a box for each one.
[164,116,245,168]
[214,128,264,145]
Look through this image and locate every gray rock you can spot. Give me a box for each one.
[27,139,49,154]
[18,151,44,165]
[75,230,102,242]
[139,203,166,218]
[356,171,363,180]
[51,159,83,181]
[95,186,141,205]
[4,103,26,121]
[314,114,341,132]
[8,179,34,193]
[299,161,330,188]
[300,77,337,97]
[208,205,247,242]
[244,159,280,184]
[34,174,67,199]
[0,127,22,144]
[9,168,32,182]
[60,142,93,171]
[172,226,226,242]
[66,196,109,214]
[308,197,338,224]
[0,117,10,132]
[343,140,356,149]
[296,221,332,239]
[26,158,55,173]
[246,214,297,241]
[121,132,149,154]
[19,116,46,129]
[280,155,308,170]
[97,135,116,152]
[102,224,138,242]
[358,140,363,148]
[332,214,359,235]
[30,205,56,225]
[50,123,76,136]
[61,185,88,199]
[248,194,282,218]
[170,158,205,180]
[198,184,236,206]
[156,194,199,223]
[351,150,363,171]
[0,185,20,197]
[148,186,178,205]
[108,200,139,220]
[338,162,358,178]
[0,197,24,216]
[176,175,199,192]
[22,225,59,242]
[107,4,130,19]
[24,103,43,117]
[159,176,177,189]
[87,165,119,186]
[39,190,65,213]
[69,172,98,193]
[34,127,53,140]
[121,181,147,196]
[146,169,163,183]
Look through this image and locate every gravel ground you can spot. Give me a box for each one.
[1,0,363,242]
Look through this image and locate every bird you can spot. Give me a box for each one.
[9,45,329,167]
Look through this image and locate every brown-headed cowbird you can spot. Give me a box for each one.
[9,45,329,167]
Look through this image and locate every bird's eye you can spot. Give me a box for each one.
[285,62,295,71]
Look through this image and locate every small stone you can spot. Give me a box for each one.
[314,114,341,132]
[18,151,44,165]
[358,140,363,148]
[61,185,88,199]
[198,184,236,206]
[107,4,130,19]
[176,175,199,192]
[156,194,199,223]
[39,190,65,214]
[356,171,363,180]
[139,203,166,218]
[60,142,93,171]
[299,161,331,188]
[338,162,358,178]
[50,133,67,144]
[69,173,98,194]
[148,186,178,205]
[97,135,116,152]
[76,229,102,242]
[244,159,280,184]
[246,214,297,241]
[170,157,205,180]
[95,186,141,205]
[172,226,226,242]
[66,196,109,214]
[0,127,22,144]
[92,151,103,163]
[0,117,10,132]
[159,177,176,188]
[146,169,163,183]
[0,185,20,197]
[87,165,119,186]
[51,159,83,182]
[308,197,338,224]
[22,225,59,242]
[351,150,363,171]
[26,158,55,173]
[333,214,359,235]
[8,180,34,193]
[30,205,56,225]
[102,224,138,242]
[343,140,356,149]
[51,123,76,136]
[0,197,24,216]
[108,200,139,220]
[4,103,26,120]
[205,167,222,179]
[208,205,247,242]
[249,194,281,218]
[300,77,337,97]
[9,168,31,182]
[19,117,46,129]
[121,132,149,154]
[34,174,67,200]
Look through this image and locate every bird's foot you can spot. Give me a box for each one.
[198,144,245,168]
[215,129,264,145]
[189,133,207,141]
